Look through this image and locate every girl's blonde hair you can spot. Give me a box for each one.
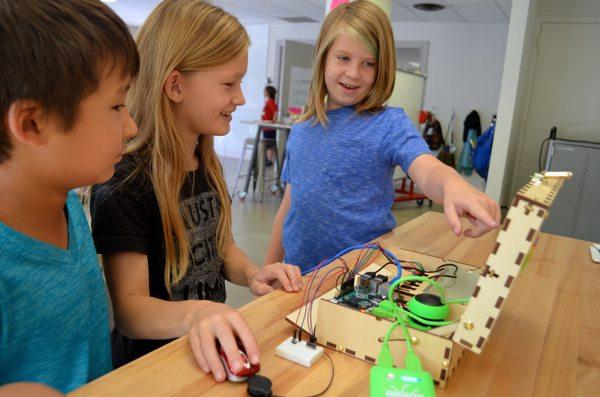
[127,0,249,293]
[298,0,396,126]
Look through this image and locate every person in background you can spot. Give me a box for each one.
[264,0,500,274]
[0,0,139,394]
[261,85,278,166]
[91,0,302,383]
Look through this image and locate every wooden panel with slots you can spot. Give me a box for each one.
[452,172,571,353]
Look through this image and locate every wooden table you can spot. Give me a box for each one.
[70,212,599,396]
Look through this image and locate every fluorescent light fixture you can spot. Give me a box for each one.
[413,3,445,12]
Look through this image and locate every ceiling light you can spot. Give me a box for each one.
[279,16,318,23]
[413,3,446,12]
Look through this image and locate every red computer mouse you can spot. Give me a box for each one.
[217,339,260,382]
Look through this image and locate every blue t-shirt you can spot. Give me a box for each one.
[0,191,112,393]
[281,106,431,273]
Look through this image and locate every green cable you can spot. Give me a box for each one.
[378,321,399,367]
[400,320,423,371]
[399,320,414,355]
[379,319,423,371]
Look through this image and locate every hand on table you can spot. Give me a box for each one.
[248,262,302,295]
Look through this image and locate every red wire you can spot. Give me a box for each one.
[307,266,347,335]
[296,260,349,336]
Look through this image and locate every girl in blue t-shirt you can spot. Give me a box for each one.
[265,1,500,273]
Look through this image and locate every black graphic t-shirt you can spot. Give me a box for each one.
[91,155,226,367]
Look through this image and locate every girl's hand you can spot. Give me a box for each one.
[187,301,259,382]
[248,263,302,295]
[442,180,500,238]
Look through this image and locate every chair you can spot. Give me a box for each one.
[256,137,280,202]
[231,137,255,198]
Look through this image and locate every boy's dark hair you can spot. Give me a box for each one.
[0,0,140,163]
[265,85,277,100]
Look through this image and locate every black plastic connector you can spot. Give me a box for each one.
[375,274,389,283]
[307,334,317,349]
[335,277,355,298]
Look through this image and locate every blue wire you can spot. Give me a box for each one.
[304,243,403,280]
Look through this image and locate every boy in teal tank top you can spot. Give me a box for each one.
[0,0,139,394]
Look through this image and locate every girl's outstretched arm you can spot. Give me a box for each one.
[408,154,500,238]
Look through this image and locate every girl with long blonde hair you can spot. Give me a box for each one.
[265,0,500,273]
[91,0,301,382]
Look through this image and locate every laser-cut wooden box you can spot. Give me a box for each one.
[287,172,571,387]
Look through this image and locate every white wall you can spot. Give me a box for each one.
[266,22,509,182]
[538,0,600,17]
[487,0,539,204]
[487,0,600,205]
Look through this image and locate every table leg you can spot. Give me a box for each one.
[276,129,289,195]
[242,126,261,197]
[257,139,265,202]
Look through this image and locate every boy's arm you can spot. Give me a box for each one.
[264,184,291,265]
[408,154,500,238]
[0,382,65,397]
[103,251,259,383]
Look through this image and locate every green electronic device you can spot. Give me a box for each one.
[370,320,436,397]
[372,275,468,331]
[370,366,435,397]
[370,275,471,397]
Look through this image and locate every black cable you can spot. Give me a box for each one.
[334,269,350,292]
[538,137,550,172]
[273,350,335,397]
[431,263,458,278]
[402,266,426,276]
[373,261,395,275]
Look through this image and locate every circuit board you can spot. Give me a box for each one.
[332,289,383,311]
[330,271,433,312]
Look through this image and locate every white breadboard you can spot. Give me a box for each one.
[275,337,323,367]
[590,243,600,263]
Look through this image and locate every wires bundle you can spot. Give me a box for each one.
[294,242,403,342]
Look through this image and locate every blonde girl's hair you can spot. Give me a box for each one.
[298,0,396,127]
[127,0,249,293]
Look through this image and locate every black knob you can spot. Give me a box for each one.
[247,375,273,397]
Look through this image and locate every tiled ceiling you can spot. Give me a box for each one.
[105,0,512,27]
